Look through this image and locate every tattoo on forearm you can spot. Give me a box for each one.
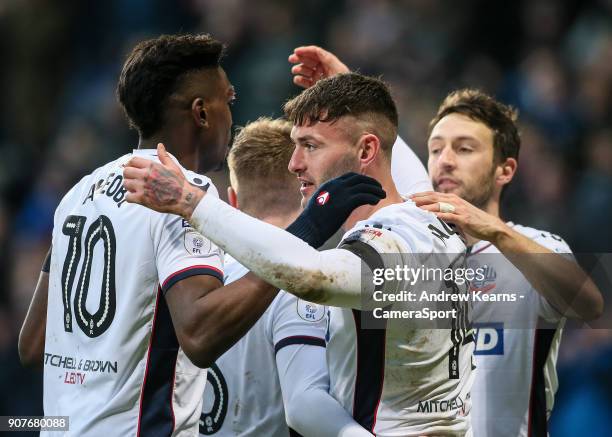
[182,189,200,211]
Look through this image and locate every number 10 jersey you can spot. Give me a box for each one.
[43,149,224,436]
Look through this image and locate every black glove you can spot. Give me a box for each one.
[286,172,386,248]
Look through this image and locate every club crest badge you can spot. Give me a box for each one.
[316,191,330,205]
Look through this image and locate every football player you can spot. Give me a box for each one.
[124,73,475,436]
[412,89,603,437]
[289,46,603,436]
[18,35,379,436]
[200,117,372,437]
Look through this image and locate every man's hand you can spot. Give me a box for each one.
[289,45,350,88]
[412,192,605,321]
[123,143,204,219]
[411,191,507,244]
[287,172,386,248]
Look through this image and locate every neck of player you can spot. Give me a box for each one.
[342,170,403,231]
[138,131,198,171]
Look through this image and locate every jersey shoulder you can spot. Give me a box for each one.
[129,149,220,199]
[342,200,465,254]
[55,155,131,216]
[511,223,572,253]
[183,169,219,198]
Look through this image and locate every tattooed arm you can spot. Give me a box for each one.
[123,143,379,309]
[123,152,204,216]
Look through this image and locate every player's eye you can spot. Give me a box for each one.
[305,143,316,151]
[458,146,473,153]
[430,147,441,155]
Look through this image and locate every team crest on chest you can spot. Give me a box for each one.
[468,260,497,293]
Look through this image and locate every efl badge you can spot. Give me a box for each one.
[184,230,211,255]
[316,191,330,205]
[297,299,326,322]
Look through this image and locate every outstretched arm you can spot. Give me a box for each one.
[123,144,383,308]
[412,191,604,321]
[190,192,367,306]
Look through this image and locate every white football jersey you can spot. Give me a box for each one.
[469,223,569,437]
[199,257,327,436]
[43,149,224,436]
[327,200,474,436]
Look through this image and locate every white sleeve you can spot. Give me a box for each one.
[268,292,327,349]
[129,150,224,294]
[276,344,374,437]
[189,194,369,307]
[530,231,574,322]
[153,212,224,294]
[391,136,433,195]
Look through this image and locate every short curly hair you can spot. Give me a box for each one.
[284,73,398,154]
[117,33,224,138]
[429,89,520,163]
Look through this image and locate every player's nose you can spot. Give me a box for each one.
[437,145,457,170]
[288,146,306,174]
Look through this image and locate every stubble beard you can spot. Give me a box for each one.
[461,164,497,209]
[300,154,361,208]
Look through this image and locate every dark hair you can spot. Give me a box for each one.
[283,73,398,152]
[117,34,224,138]
[429,89,520,163]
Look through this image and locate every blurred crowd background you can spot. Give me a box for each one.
[0,0,610,434]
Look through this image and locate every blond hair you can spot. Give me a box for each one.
[228,117,300,216]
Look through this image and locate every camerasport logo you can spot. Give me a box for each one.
[316,191,330,205]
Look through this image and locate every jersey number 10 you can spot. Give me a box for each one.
[61,215,117,337]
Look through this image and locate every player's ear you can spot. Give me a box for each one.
[496,157,517,187]
[227,186,239,209]
[191,98,208,129]
[358,133,380,168]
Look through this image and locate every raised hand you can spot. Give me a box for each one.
[123,143,204,218]
[286,172,386,248]
[288,45,350,88]
[410,191,507,243]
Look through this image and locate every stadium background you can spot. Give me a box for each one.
[0,0,610,434]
